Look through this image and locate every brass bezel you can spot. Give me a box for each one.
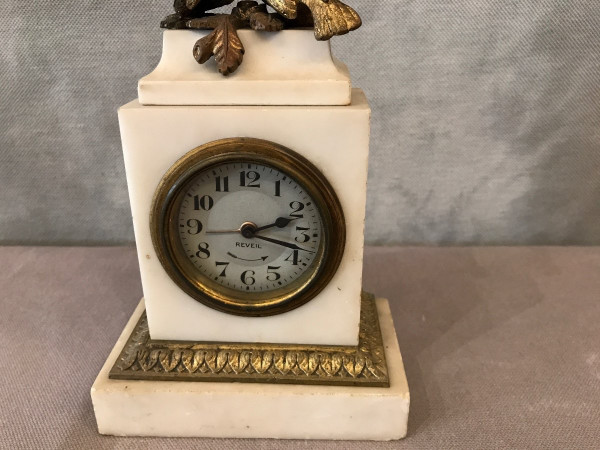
[150,138,346,317]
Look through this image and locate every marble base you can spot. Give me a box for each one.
[139,30,351,106]
[91,298,410,440]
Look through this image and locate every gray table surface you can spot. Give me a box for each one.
[1,246,599,449]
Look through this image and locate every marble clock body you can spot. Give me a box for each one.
[119,30,371,346]
[93,28,409,442]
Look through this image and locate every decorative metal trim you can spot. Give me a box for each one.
[109,292,389,387]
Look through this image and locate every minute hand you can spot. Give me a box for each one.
[253,235,314,253]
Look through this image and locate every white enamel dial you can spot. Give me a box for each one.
[176,162,324,293]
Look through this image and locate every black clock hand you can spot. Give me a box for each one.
[252,235,314,253]
[254,217,297,233]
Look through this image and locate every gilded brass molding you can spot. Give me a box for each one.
[109,292,389,387]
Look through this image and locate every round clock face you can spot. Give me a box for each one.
[177,162,323,293]
[151,138,345,316]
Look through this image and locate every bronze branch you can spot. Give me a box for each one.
[161,0,361,75]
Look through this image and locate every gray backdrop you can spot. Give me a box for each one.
[1,1,599,245]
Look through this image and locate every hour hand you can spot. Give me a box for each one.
[255,217,297,233]
[253,235,314,253]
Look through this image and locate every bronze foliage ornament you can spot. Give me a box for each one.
[161,0,362,75]
[109,293,389,387]
[187,2,285,75]
[190,14,248,76]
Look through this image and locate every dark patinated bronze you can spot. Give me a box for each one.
[161,0,361,75]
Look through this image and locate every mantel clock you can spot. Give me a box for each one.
[91,0,409,441]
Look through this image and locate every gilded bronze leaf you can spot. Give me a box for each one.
[343,354,365,377]
[216,351,229,371]
[192,15,245,75]
[181,349,202,372]
[320,353,343,376]
[264,0,298,19]
[159,349,181,372]
[203,350,218,371]
[300,0,361,40]
[138,349,160,371]
[263,0,360,40]
[274,351,296,375]
[251,351,274,374]
[228,351,250,374]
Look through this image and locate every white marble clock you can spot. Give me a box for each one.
[92,28,409,441]
[118,30,369,345]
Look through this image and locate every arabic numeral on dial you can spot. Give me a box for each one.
[285,250,299,266]
[240,170,260,188]
[194,195,214,211]
[295,226,310,243]
[290,201,304,218]
[241,270,256,285]
[196,242,210,259]
[215,176,229,192]
[215,261,229,277]
[266,266,281,281]
[187,219,203,235]
[275,180,281,197]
